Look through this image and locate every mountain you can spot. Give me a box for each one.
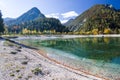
[64,19,74,26]
[6,7,68,33]
[4,17,15,22]
[7,17,68,33]
[66,4,120,34]
[18,18,68,32]
[5,7,45,25]
[16,7,45,23]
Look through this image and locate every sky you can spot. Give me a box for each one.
[0,0,120,23]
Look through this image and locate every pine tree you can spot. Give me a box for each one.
[0,11,4,33]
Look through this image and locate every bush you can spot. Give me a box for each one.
[18,76,22,78]
[31,68,42,75]
[104,28,111,34]
[92,29,99,35]
[21,61,28,65]
[16,69,20,72]
[16,49,21,52]
[10,51,17,54]
[10,73,15,76]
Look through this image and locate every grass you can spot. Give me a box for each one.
[16,49,21,52]
[28,75,32,78]
[18,46,22,49]
[4,41,14,47]
[16,69,20,72]
[18,75,22,79]
[10,51,17,54]
[4,41,19,48]
[21,61,28,65]
[10,73,15,77]
[31,68,42,75]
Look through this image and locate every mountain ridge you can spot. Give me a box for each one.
[4,17,15,22]
[66,4,120,34]
[5,7,68,33]
[4,7,45,25]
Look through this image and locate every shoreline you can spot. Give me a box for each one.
[13,34,120,41]
[62,34,120,38]
[0,37,105,80]
[2,35,120,80]
[36,50,108,80]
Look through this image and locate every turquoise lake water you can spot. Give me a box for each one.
[17,37,120,79]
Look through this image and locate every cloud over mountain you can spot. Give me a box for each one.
[61,20,69,24]
[45,13,60,19]
[61,11,78,18]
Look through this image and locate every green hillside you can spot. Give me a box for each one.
[66,4,120,34]
[4,7,68,34]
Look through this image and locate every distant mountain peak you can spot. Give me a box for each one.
[64,19,74,26]
[31,7,39,10]
[28,7,41,14]
[16,7,45,24]
[5,7,45,25]
[3,17,15,22]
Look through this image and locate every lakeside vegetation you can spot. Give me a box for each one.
[0,11,4,34]
[1,4,120,36]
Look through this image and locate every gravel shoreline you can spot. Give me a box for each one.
[0,39,104,80]
[15,34,120,40]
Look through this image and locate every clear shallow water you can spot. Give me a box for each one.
[17,37,120,79]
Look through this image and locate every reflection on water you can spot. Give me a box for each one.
[18,37,120,79]
[39,37,120,64]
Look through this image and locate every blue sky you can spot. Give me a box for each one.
[0,0,120,23]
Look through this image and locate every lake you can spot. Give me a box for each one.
[17,36,120,79]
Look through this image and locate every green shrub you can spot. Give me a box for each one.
[21,61,28,65]
[31,68,42,75]
[16,69,20,72]
[10,51,17,54]
[18,76,22,78]
[10,73,15,76]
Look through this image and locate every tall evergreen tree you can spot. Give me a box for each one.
[0,11,4,33]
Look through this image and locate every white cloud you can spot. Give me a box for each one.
[61,20,69,24]
[61,11,78,19]
[45,13,60,19]
[45,11,78,24]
